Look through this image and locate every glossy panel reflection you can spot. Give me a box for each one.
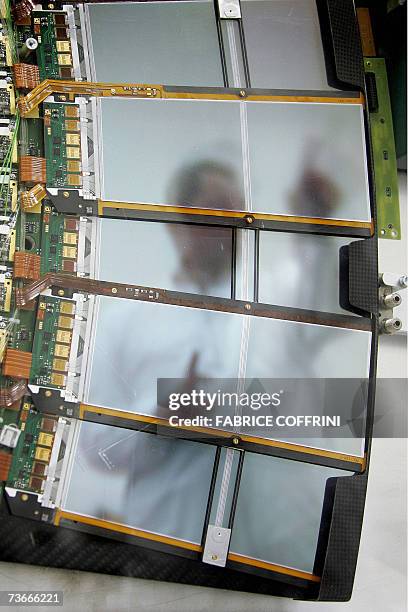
[63,421,216,544]
[258,232,357,314]
[96,219,233,298]
[242,0,333,90]
[230,453,348,572]
[86,1,224,86]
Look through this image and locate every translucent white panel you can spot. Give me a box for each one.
[258,232,357,314]
[245,318,370,379]
[241,0,334,90]
[86,299,243,416]
[244,317,371,456]
[230,453,348,572]
[98,98,370,222]
[246,102,370,221]
[96,218,233,298]
[85,296,370,457]
[63,421,216,544]
[86,1,224,86]
[99,98,244,209]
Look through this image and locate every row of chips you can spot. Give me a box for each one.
[64,105,82,186]
[50,300,75,388]
[29,416,57,491]
[61,216,79,273]
[34,13,74,80]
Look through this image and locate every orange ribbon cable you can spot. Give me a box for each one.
[21,184,47,211]
[0,451,12,481]
[13,63,40,89]
[19,156,47,184]
[2,349,33,380]
[13,0,35,24]
[13,252,41,281]
[0,381,28,408]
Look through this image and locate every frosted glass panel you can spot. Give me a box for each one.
[246,102,370,221]
[87,1,224,86]
[63,420,216,544]
[96,218,233,298]
[230,453,348,572]
[258,232,357,314]
[98,98,370,222]
[99,98,244,209]
[86,298,243,416]
[85,297,370,457]
[242,0,333,90]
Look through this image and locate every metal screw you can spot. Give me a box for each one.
[21,494,29,502]
[244,303,251,311]
[211,554,218,560]
[58,289,65,296]
[45,390,52,398]
[245,215,254,224]
[239,90,246,98]
[111,287,118,294]
[63,191,70,198]
[232,436,240,445]
[111,88,116,95]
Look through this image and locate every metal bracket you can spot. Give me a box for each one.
[202,524,231,567]
[217,0,241,19]
[379,273,407,333]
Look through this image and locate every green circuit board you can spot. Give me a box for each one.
[6,404,58,494]
[6,406,43,490]
[365,58,401,240]
[44,102,81,189]
[30,295,74,389]
[35,12,64,80]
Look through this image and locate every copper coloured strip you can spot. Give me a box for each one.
[54,509,202,552]
[17,79,364,115]
[227,552,321,582]
[98,201,374,233]
[53,509,320,581]
[16,273,372,331]
[79,404,366,469]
